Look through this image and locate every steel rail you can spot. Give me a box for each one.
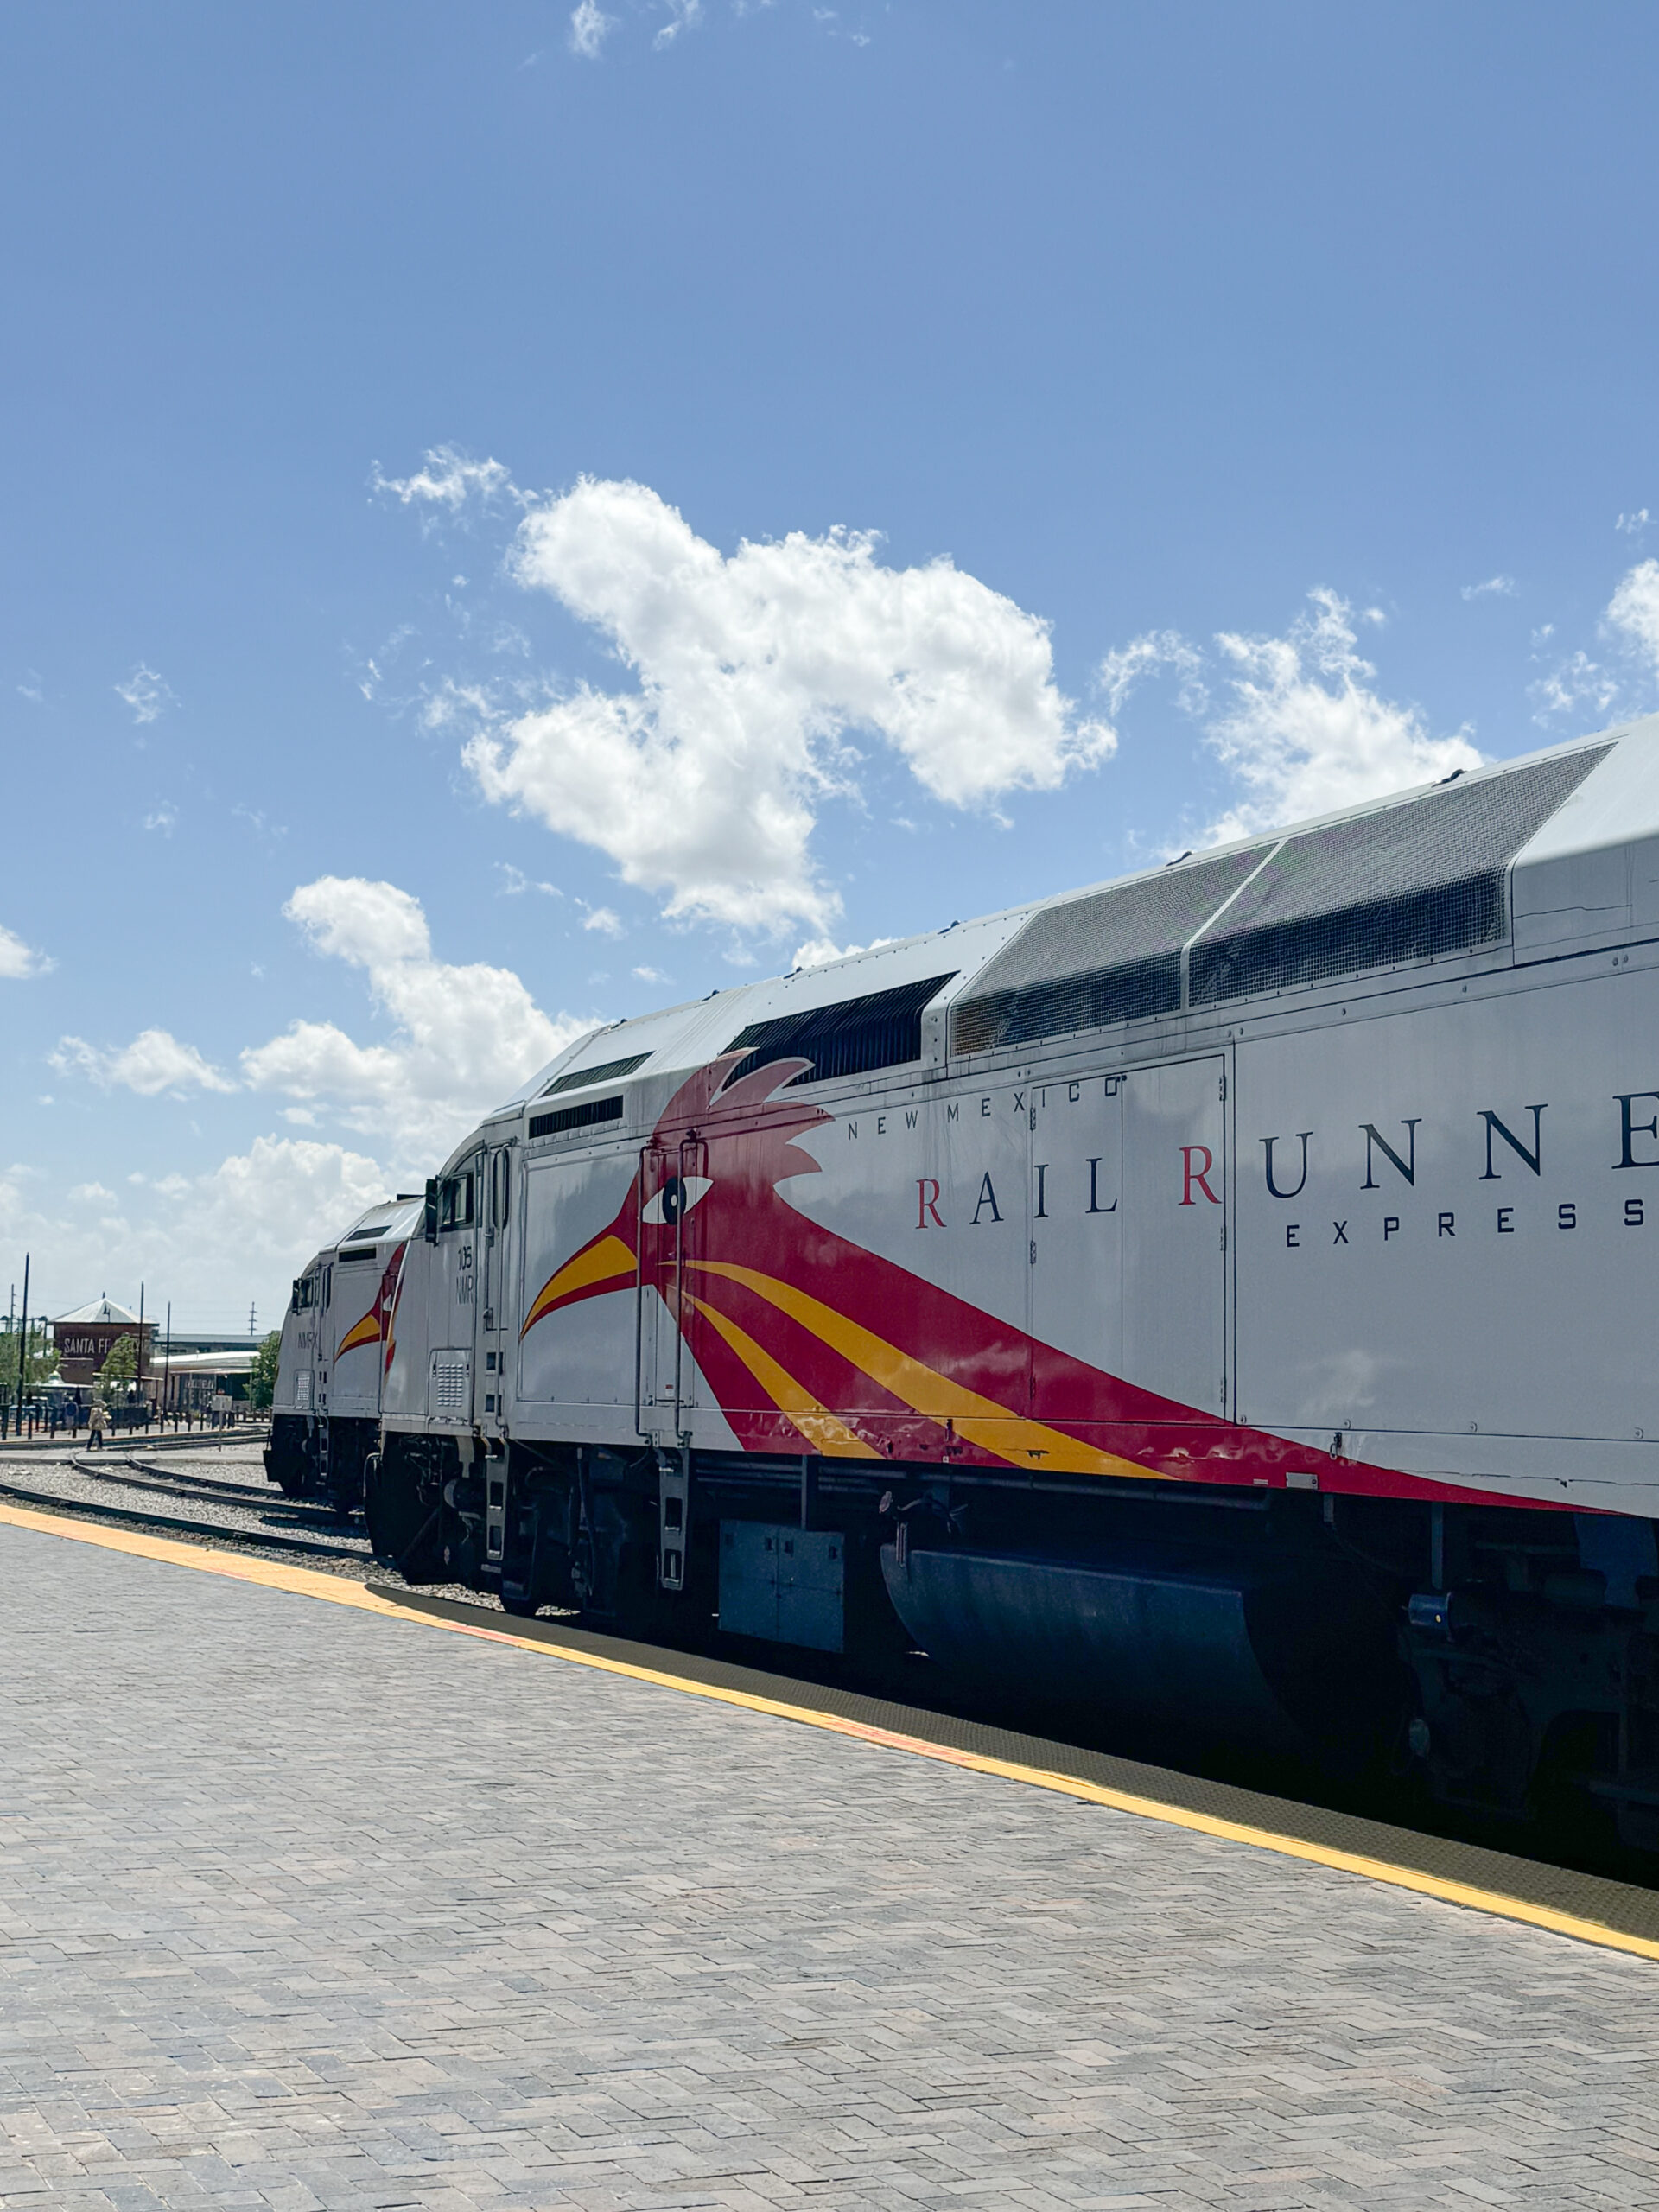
[71,1453,350,1522]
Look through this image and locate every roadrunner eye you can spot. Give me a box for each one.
[641,1174,712,1226]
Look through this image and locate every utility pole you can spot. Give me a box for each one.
[16,1254,29,1439]
[163,1300,172,1421]
[137,1281,145,1423]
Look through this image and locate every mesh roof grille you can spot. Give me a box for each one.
[1189,750,1610,1004]
[950,848,1273,1056]
[541,1051,650,1096]
[728,974,957,1086]
[950,747,1611,1054]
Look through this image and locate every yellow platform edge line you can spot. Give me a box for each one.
[5,1495,1657,1967]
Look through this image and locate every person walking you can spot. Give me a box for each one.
[88,1398,109,1450]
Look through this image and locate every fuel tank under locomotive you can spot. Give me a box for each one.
[880,1530,1402,1763]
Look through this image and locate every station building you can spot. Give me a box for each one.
[50,1296,156,1388]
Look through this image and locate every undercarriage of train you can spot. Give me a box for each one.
[264,1411,378,1518]
[365,1430,1659,1853]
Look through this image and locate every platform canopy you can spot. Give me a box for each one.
[157,1351,256,1376]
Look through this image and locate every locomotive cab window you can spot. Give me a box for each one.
[439,1170,474,1231]
[297,1273,318,1310]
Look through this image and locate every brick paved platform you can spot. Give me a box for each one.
[2,1522,1658,2210]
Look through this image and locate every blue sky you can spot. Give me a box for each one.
[3,1,1658,1329]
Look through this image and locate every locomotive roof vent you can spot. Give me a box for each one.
[1186,747,1610,1004]
[726,972,957,1087]
[528,1095,627,1140]
[953,744,1612,1055]
[950,845,1274,1057]
[540,1051,652,1097]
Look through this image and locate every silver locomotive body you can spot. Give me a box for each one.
[373,715,1659,1841]
[265,1196,420,1514]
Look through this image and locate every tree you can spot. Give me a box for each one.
[248,1329,282,1412]
[99,1333,137,1393]
[0,1320,51,1396]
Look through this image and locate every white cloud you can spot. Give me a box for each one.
[632,964,671,984]
[285,875,431,967]
[1461,575,1516,601]
[115,663,176,725]
[1617,510,1649,537]
[241,1020,404,1102]
[143,801,178,835]
[17,671,42,704]
[462,476,1111,935]
[1605,558,1659,675]
[569,0,615,55]
[196,1136,392,1277]
[655,0,703,44]
[126,1171,190,1199]
[792,934,895,969]
[582,905,625,937]
[1200,589,1482,844]
[13,1137,396,1330]
[241,876,591,1160]
[373,446,522,519]
[1529,646,1619,721]
[52,1028,237,1096]
[0,925,49,980]
[1095,630,1203,717]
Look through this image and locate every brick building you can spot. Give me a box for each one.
[51,1297,156,1389]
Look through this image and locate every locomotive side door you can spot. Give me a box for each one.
[1028,1073,1125,1414]
[292,1263,322,1421]
[315,1257,334,1454]
[1121,1053,1230,1418]
[1031,1052,1229,1430]
[475,1143,514,1441]
[637,1137,708,1447]
[428,1153,482,1433]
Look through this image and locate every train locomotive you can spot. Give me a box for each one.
[264,1196,421,1515]
[364,715,1659,1846]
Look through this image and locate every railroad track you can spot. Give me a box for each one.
[103,1428,269,1455]
[69,1454,355,1530]
[0,1471,372,1564]
[0,1428,268,1460]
